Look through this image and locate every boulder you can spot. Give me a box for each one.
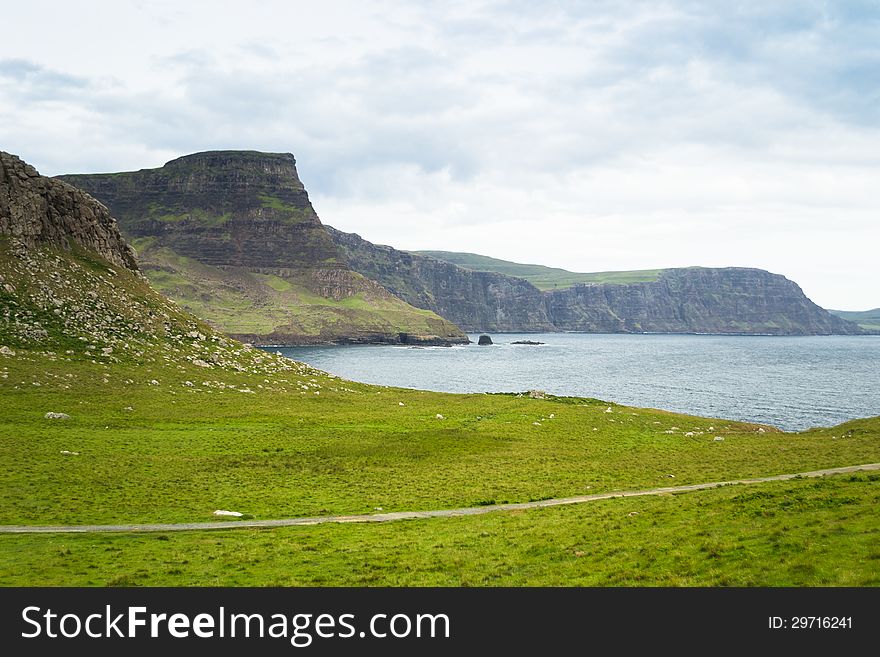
[477,334,493,345]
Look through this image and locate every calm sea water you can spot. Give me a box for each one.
[274,334,880,431]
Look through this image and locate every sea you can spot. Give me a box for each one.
[272,333,880,431]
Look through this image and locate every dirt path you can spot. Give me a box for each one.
[2,463,877,535]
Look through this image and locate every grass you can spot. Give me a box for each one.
[2,239,878,587]
[414,251,662,290]
[2,347,878,527]
[1,473,876,586]
[829,308,880,332]
[135,242,464,341]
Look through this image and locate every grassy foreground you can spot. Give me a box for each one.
[1,473,877,586]
[1,240,878,586]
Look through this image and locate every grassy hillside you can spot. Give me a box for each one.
[133,237,463,344]
[415,251,662,289]
[829,308,880,332]
[2,238,879,586]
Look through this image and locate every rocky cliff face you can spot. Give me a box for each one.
[545,267,861,335]
[58,152,467,345]
[59,151,340,269]
[1,151,137,270]
[328,227,555,332]
[329,227,863,335]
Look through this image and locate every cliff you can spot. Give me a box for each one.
[328,227,554,332]
[545,267,861,335]
[59,152,466,345]
[329,229,863,336]
[1,151,137,270]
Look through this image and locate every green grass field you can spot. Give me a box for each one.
[1,473,876,586]
[3,350,879,527]
[415,251,662,289]
[1,239,878,586]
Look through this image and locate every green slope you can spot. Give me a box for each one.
[829,308,880,332]
[132,237,464,344]
[415,250,662,289]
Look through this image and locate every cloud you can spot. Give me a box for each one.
[0,0,877,307]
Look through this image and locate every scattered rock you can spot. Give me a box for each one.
[528,390,546,399]
[44,412,70,420]
[477,335,493,345]
[212,510,243,517]
[713,436,725,441]
[149,379,159,385]
[398,402,405,406]
[435,414,445,419]
[0,346,15,357]
[60,450,80,456]
[627,511,640,517]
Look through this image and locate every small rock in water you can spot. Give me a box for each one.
[477,335,493,345]
[45,412,71,420]
[212,510,243,517]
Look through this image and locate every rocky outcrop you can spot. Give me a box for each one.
[1,151,137,270]
[58,152,467,345]
[328,227,863,336]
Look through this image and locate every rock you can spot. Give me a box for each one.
[512,340,544,345]
[435,414,445,419]
[212,510,243,517]
[0,346,15,356]
[149,379,159,385]
[59,450,80,456]
[714,436,725,441]
[328,227,863,335]
[528,390,546,399]
[477,335,493,345]
[0,151,138,270]
[44,412,71,420]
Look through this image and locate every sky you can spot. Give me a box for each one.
[1,0,878,310]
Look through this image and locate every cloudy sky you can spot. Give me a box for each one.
[1,0,878,309]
